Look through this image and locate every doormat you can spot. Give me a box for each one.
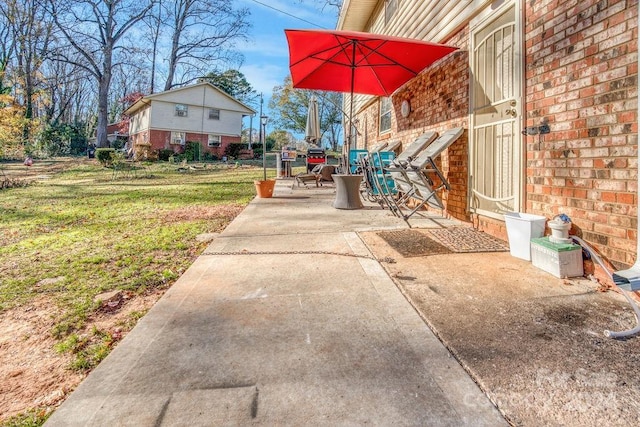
[377,229,452,257]
[427,227,509,253]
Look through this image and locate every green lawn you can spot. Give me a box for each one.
[0,160,267,373]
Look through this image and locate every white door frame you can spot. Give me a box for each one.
[468,0,524,219]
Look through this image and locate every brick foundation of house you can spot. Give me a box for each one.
[129,130,245,159]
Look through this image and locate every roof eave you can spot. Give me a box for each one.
[337,0,378,31]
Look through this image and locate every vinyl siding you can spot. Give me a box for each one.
[149,100,243,136]
[366,0,491,43]
[129,105,150,134]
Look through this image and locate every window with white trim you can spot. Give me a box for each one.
[208,134,221,147]
[379,97,392,134]
[171,131,185,145]
[209,108,220,120]
[175,104,188,117]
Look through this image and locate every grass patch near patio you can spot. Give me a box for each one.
[0,160,263,366]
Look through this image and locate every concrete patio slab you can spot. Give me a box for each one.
[46,180,506,426]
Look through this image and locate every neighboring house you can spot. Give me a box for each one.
[106,120,129,146]
[338,0,638,272]
[88,120,129,146]
[123,82,256,159]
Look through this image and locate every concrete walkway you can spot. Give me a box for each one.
[46,180,507,426]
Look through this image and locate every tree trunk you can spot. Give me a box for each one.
[96,49,112,148]
[164,8,184,90]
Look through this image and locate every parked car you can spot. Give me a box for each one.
[306,148,326,172]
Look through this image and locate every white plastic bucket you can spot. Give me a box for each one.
[504,212,547,261]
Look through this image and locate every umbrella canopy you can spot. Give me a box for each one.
[285,29,459,97]
[305,95,321,146]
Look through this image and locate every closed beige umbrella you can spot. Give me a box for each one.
[305,95,321,147]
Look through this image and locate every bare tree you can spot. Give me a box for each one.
[48,0,154,147]
[163,0,250,91]
[143,0,168,94]
[41,60,92,124]
[0,2,15,95]
[0,0,52,141]
[269,76,343,151]
[298,0,341,17]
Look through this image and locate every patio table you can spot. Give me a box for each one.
[332,174,364,209]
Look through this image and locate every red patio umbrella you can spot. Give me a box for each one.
[285,29,458,98]
[285,29,458,157]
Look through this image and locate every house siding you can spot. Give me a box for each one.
[149,100,244,136]
[524,0,638,269]
[126,82,254,161]
[346,0,638,269]
[129,105,150,134]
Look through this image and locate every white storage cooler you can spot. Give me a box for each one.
[531,237,583,278]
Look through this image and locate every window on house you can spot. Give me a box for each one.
[209,108,220,120]
[171,131,185,145]
[175,104,188,117]
[385,0,398,24]
[208,134,221,147]
[379,97,392,134]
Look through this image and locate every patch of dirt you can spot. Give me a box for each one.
[0,289,166,422]
[160,204,245,223]
[360,230,640,427]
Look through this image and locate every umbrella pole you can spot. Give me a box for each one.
[347,41,356,174]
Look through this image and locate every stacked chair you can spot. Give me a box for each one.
[384,127,464,226]
[358,131,437,208]
[348,149,369,174]
[345,127,463,227]
[358,140,401,203]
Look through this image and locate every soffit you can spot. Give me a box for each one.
[337,0,378,31]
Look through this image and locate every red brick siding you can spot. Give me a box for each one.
[352,2,638,269]
[184,132,242,157]
[355,27,471,221]
[524,0,638,269]
[130,130,242,158]
[107,120,129,135]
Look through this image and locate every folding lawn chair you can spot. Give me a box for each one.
[375,131,438,210]
[349,149,368,174]
[358,140,404,203]
[369,141,389,153]
[387,127,464,226]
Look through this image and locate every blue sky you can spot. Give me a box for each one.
[235,0,338,123]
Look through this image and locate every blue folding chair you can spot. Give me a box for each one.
[349,149,368,174]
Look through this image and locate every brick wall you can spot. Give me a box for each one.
[131,130,242,158]
[525,0,638,269]
[352,1,638,269]
[184,133,242,156]
[355,27,471,221]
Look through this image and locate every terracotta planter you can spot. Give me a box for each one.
[254,180,276,198]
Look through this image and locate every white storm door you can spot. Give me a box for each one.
[470,3,522,217]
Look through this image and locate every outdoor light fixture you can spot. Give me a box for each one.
[261,115,268,181]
